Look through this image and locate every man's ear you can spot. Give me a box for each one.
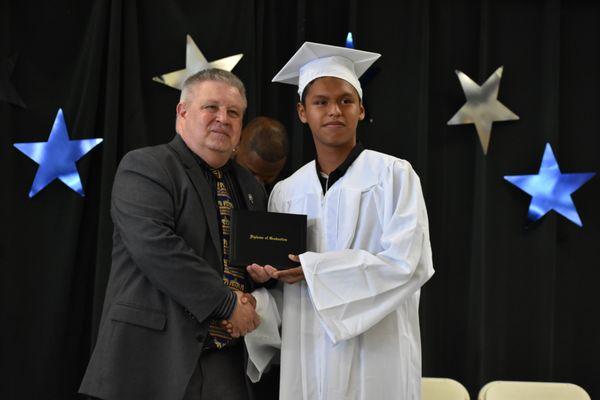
[297,102,307,123]
[176,102,186,118]
[358,102,365,121]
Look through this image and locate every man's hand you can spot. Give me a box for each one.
[240,292,256,308]
[247,254,305,284]
[247,263,272,283]
[223,291,260,338]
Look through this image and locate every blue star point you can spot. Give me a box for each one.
[345,32,354,48]
[504,143,595,227]
[13,108,103,198]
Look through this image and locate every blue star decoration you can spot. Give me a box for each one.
[504,143,595,227]
[343,32,380,123]
[345,32,354,49]
[13,109,103,198]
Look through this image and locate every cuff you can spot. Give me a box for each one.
[212,290,237,319]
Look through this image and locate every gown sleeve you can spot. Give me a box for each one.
[299,161,435,344]
[244,287,282,382]
[244,183,286,381]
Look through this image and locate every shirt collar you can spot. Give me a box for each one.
[315,142,365,193]
[315,142,364,178]
[192,152,234,173]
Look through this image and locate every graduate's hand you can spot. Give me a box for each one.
[240,292,256,308]
[267,254,305,284]
[224,291,260,337]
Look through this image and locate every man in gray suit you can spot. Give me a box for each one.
[80,69,266,400]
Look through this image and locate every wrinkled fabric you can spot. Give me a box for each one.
[246,150,434,400]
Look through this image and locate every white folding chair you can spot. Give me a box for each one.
[422,377,470,400]
[478,380,591,400]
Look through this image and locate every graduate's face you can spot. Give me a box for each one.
[297,77,365,151]
[177,80,245,162]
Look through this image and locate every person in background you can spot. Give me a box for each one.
[233,115,288,400]
[234,116,288,192]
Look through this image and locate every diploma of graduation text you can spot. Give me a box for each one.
[229,209,307,269]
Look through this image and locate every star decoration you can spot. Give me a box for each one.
[13,109,103,197]
[345,32,354,49]
[341,32,379,123]
[504,143,595,227]
[153,35,243,90]
[447,66,519,154]
[0,54,26,108]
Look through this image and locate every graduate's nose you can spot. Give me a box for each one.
[328,102,342,117]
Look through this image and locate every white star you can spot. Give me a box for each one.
[447,66,519,154]
[153,35,243,90]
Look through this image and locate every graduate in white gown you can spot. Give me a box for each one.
[240,42,435,400]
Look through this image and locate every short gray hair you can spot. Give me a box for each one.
[180,68,247,107]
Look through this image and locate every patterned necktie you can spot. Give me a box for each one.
[207,168,247,349]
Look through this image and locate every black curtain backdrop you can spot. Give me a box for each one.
[1,0,599,399]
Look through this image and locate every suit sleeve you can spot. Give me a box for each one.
[111,149,231,323]
[299,161,435,343]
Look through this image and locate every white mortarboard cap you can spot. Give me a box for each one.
[272,41,381,99]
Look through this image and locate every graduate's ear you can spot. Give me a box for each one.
[297,102,308,123]
[358,102,365,121]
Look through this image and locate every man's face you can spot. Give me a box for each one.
[177,80,245,159]
[297,77,365,150]
[235,149,286,184]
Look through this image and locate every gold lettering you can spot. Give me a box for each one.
[268,236,288,242]
[248,234,288,242]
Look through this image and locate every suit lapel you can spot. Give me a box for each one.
[233,162,265,211]
[168,135,222,260]
[231,162,266,292]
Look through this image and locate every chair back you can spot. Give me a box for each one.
[422,377,470,400]
[478,380,591,400]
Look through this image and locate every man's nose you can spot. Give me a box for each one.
[215,107,229,123]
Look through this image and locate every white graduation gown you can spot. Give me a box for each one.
[246,150,434,400]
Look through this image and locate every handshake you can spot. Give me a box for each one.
[220,290,260,338]
[219,256,305,338]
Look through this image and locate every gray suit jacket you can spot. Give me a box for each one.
[79,135,267,400]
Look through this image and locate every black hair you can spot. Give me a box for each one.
[244,117,289,162]
[300,78,363,105]
[300,80,316,106]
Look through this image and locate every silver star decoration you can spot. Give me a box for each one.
[447,66,519,154]
[153,35,243,90]
[0,54,26,108]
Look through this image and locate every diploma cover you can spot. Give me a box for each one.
[230,209,307,269]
